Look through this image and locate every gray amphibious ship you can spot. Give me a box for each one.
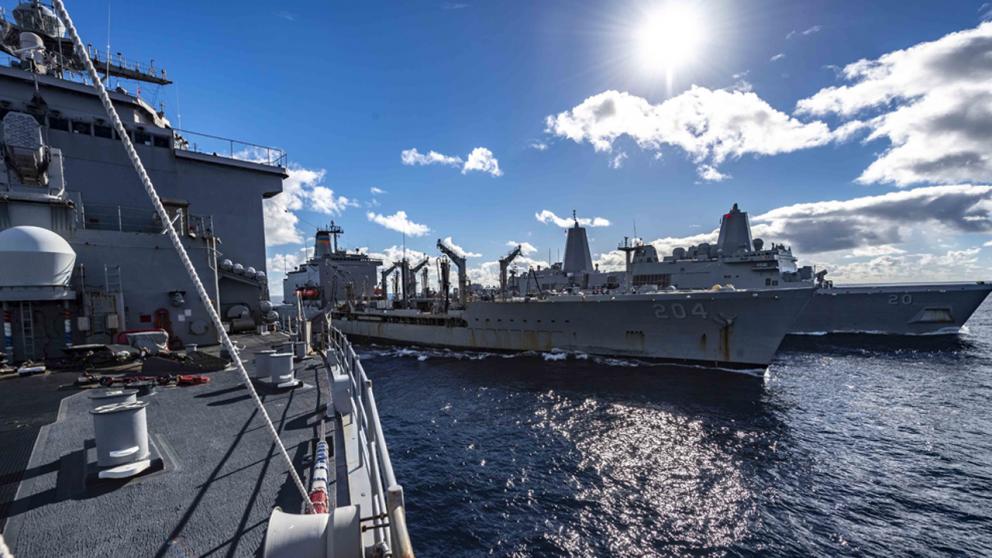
[626,204,992,336]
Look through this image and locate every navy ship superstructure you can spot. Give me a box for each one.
[282,222,382,306]
[0,1,285,364]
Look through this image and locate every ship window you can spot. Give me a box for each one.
[135,130,152,145]
[772,280,778,286]
[49,117,70,131]
[93,124,112,138]
[153,135,170,148]
[71,120,91,134]
[765,278,771,286]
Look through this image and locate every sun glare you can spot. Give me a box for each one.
[635,2,706,83]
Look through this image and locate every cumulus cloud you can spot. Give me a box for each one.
[545,87,832,179]
[440,236,481,258]
[310,186,357,215]
[593,185,992,280]
[461,147,503,177]
[402,146,503,176]
[796,22,992,186]
[366,210,430,237]
[507,240,538,255]
[370,186,386,195]
[751,184,992,253]
[535,209,611,228]
[697,165,730,182]
[401,148,462,167]
[529,141,549,151]
[823,248,984,283]
[264,166,356,247]
[468,255,551,287]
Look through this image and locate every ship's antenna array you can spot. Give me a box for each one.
[50,0,314,512]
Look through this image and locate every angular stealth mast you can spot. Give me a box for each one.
[562,210,594,273]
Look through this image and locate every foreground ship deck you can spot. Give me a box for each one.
[2,331,410,557]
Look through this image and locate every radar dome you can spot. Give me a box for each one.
[0,226,75,288]
[220,259,233,271]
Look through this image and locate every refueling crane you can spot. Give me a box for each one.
[410,256,431,298]
[380,262,398,300]
[436,239,467,306]
[499,245,522,300]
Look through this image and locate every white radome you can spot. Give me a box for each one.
[0,225,76,287]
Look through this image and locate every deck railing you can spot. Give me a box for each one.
[326,326,414,558]
[77,201,214,237]
[173,128,287,167]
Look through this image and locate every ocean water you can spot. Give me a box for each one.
[362,300,992,557]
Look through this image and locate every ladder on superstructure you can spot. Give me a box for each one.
[104,264,122,293]
[19,301,34,361]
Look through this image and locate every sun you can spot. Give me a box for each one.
[635,2,706,81]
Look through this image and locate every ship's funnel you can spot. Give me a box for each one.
[562,218,593,274]
[314,230,332,259]
[716,203,753,256]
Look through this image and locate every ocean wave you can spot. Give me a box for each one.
[358,344,648,367]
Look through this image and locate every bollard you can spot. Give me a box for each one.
[89,389,137,410]
[269,352,299,388]
[255,349,277,379]
[90,400,151,478]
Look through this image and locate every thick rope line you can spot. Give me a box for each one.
[51,0,314,512]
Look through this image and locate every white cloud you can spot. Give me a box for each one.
[545,87,832,179]
[593,185,992,280]
[401,148,462,167]
[796,22,992,186]
[366,210,430,237]
[609,152,628,169]
[985,239,992,247]
[529,141,548,151]
[770,53,786,62]
[468,255,551,287]
[461,147,503,177]
[697,165,729,182]
[846,245,907,258]
[402,146,503,177]
[370,186,386,195]
[440,236,482,258]
[824,248,984,283]
[535,209,611,228]
[309,186,357,215]
[264,166,356,247]
[507,240,538,255]
[751,184,992,253]
[802,25,822,36]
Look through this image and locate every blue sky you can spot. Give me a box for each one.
[57,0,992,290]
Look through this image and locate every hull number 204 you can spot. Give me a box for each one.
[653,302,708,319]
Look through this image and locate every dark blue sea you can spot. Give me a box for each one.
[362,300,992,557]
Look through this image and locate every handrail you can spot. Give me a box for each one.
[172,128,287,167]
[326,326,414,558]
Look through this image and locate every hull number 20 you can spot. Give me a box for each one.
[653,302,708,319]
[888,294,913,305]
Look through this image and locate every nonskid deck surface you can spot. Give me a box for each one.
[2,333,334,558]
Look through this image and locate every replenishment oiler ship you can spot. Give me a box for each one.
[286,222,814,371]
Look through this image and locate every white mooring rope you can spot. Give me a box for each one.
[51,0,314,513]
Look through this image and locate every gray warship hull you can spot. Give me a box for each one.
[334,287,814,370]
[791,282,992,335]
